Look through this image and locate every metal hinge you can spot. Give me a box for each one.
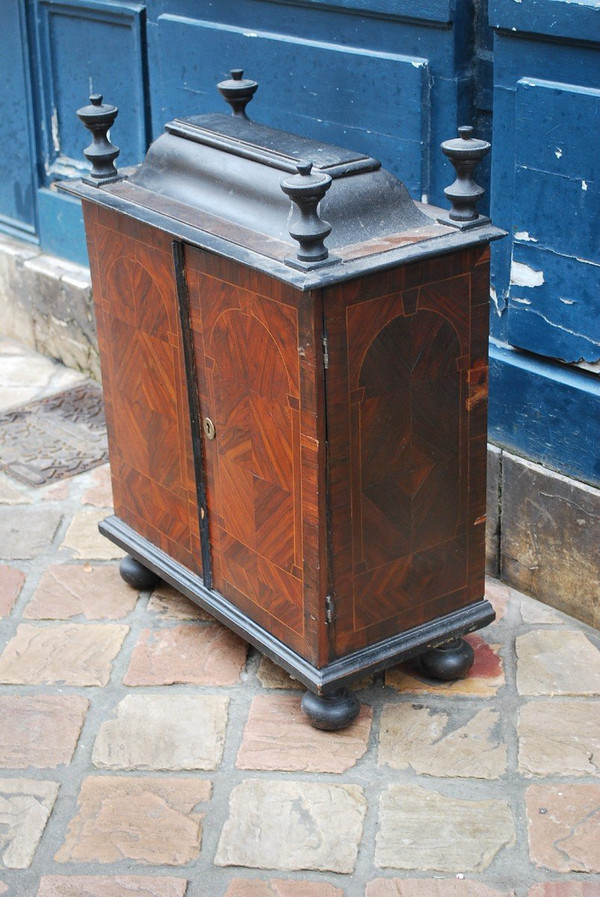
[322,335,329,370]
[325,594,335,624]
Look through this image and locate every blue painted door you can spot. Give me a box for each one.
[488,0,600,486]
[0,2,38,242]
[0,0,484,263]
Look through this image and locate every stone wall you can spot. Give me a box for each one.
[0,235,99,380]
[487,449,600,630]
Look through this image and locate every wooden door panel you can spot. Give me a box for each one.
[185,247,324,661]
[83,205,201,574]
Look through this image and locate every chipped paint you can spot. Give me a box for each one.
[555,147,563,159]
[512,296,532,305]
[582,180,589,191]
[510,261,545,287]
[51,107,61,155]
[516,308,600,351]
[490,285,503,317]
[560,297,576,305]
[576,360,600,374]
[514,231,538,242]
[243,31,258,37]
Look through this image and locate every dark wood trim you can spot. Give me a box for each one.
[100,514,495,693]
[172,240,212,587]
[60,178,505,293]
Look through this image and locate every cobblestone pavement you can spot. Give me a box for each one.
[0,337,599,897]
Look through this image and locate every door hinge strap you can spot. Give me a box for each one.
[322,335,329,370]
[325,594,335,624]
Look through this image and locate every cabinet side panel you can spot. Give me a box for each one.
[186,248,325,664]
[83,204,202,574]
[326,247,489,658]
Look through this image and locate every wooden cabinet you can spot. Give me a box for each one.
[69,74,503,728]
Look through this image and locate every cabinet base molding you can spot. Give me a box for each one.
[102,515,495,697]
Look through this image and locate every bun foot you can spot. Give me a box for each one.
[301,687,360,731]
[419,638,475,681]
[119,555,159,591]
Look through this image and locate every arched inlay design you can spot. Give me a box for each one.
[206,309,302,632]
[357,310,461,570]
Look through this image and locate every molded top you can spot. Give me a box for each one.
[62,71,505,289]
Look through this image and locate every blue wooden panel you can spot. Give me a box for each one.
[37,188,88,266]
[266,0,454,22]
[489,343,600,488]
[29,0,149,263]
[508,243,600,363]
[488,22,600,481]
[33,0,148,181]
[154,15,430,197]
[505,79,600,362]
[489,33,600,345]
[0,2,38,238]
[490,0,600,43]
[515,80,600,185]
[147,1,467,208]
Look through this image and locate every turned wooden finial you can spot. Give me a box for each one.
[217,69,258,119]
[439,126,491,228]
[281,161,339,270]
[76,94,121,186]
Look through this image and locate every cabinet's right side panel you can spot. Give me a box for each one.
[325,247,490,659]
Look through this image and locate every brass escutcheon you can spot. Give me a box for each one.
[203,417,216,440]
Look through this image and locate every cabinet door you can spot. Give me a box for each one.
[84,206,202,575]
[325,247,489,658]
[185,247,326,663]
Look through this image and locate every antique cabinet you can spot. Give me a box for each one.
[64,73,504,729]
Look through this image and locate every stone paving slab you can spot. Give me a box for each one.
[25,563,139,620]
[365,883,516,897]
[378,704,506,779]
[36,877,189,897]
[147,583,213,621]
[528,886,600,897]
[0,341,84,412]
[55,777,211,866]
[0,565,25,617]
[517,630,600,695]
[0,779,59,869]
[215,780,367,873]
[0,623,128,686]
[526,784,600,872]
[518,699,600,776]
[61,509,125,560]
[0,507,62,559]
[236,694,372,773]
[92,694,229,770]
[223,881,344,896]
[375,784,516,872]
[0,695,88,768]
[80,464,113,508]
[0,473,33,505]
[124,622,248,686]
